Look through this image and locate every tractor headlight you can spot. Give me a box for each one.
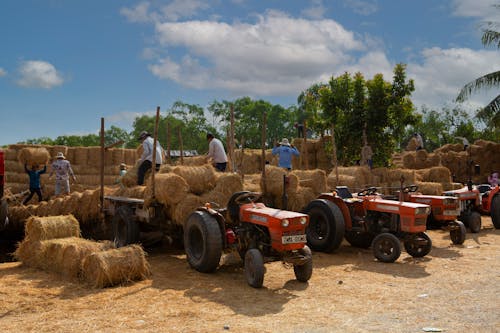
[281,219,290,227]
[415,207,431,215]
[299,217,307,225]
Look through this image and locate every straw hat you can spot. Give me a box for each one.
[56,152,65,159]
[138,131,150,141]
[279,138,291,146]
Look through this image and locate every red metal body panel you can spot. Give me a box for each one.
[481,185,499,213]
[239,202,309,252]
[407,194,459,221]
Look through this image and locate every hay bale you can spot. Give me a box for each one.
[288,187,317,212]
[172,164,218,195]
[179,156,208,166]
[426,166,452,183]
[415,181,443,195]
[150,173,189,206]
[327,174,358,191]
[170,194,205,225]
[213,172,244,197]
[24,215,80,241]
[13,240,43,267]
[73,147,89,165]
[260,165,299,197]
[401,152,416,169]
[17,147,50,166]
[81,244,151,288]
[291,169,327,195]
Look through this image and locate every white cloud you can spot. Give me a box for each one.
[343,0,379,16]
[408,47,500,111]
[301,0,326,19]
[0,67,6,77]
[120,1,153,23]
[121,0,209,23]
[149,11,367,95]
[160,0,209,21]
[16,60,64,89]
[451,0,499,19]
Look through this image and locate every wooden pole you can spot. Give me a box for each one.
[100,117,105,214]
[261,112,267,194]
[151,106,160,200]
[166,120,171,164]
[331,124,339,185]
[178,127,184,165]
[230,104,235,172]
[303,121,309,170]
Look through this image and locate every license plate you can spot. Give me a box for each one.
[282,234,306,244]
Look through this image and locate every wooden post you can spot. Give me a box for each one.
[230,104,235,172]
[166,120,171,164]
[303,121,308,170]
[178,127,184,165]
[100,117,105,214]
[331,124,339,185]
[261,112,267,194]
[151,106,160,200]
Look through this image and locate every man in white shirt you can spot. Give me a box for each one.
[206,133,228,172]
[137,131,163,185]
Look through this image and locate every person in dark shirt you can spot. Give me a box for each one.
[23,163,46,204]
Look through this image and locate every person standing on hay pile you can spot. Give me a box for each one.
[48,152,76,196]
[137,131,163,185]
[23,163,46,204]
[360,130,373,169]
[206,132,228,172]
[414,133,424,151]
[272,138,299,171]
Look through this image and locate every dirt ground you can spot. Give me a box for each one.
[0,217,499,333]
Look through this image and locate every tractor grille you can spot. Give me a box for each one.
[415,217,427,226]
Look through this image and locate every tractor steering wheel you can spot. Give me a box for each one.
[234,191,263,205]
[357,187,378,196]
[402,185,418,193]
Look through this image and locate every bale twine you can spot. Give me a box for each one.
[17,147,50,166]
[24,215,80,242]
[172,164,217,195]
[260,165,299,197]
[171,194,205,225]
[81,244,151,288]
[291,169,327,195]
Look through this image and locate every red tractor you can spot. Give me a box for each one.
[475,183,500,229]
[442,186,482,233]
[397,185,466,244]
[184,191,313,288]
[303,186,432,263]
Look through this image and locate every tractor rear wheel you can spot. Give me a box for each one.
[184,211,222,273]
[466,211,482,233]
[404,232,432,258]
[303,199,345,253]
[372,233,401,263]
[293,245,313,282]
[344,231,374,249]
[449,220,466,245]
[490,195,500,229]
[113,205,140,248]
[244,248,265,288]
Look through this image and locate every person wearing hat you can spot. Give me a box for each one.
[206,133,228,172]
[413,133,424,151]
[48,152,76,196]
[272,138,299,170]
[137,131,163,185]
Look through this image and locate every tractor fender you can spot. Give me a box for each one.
[195,206,228,248]
[316,194,352,229]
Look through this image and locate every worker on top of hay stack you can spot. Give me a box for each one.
[206,133,228,172]
[360,130,373,169]
[414,133,424,151]
[272,138,300,171]
[23,163,46,204]
[137,131,163,185]
[49,152,77,196]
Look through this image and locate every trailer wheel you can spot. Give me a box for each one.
[244,248,265,288]
[404,232,432,258]
[372,233,401,263]
[490,195,500,229]
[466,211,482,233]
[449,220,466,245]
[293,245,313,282]
[184,211,222,273]
[344,231,374,249]
[113,205,140,248]
[303,199,345,253]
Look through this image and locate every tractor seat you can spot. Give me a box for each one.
[336,186,353,199]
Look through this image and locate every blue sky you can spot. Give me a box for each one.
[1,0,499,146]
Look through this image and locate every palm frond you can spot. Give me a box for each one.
[481,29,500,48]
[456,70,500,102]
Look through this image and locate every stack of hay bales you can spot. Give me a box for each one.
[326,166,374,192]
[400,150,441,170]
[14,215,150,288]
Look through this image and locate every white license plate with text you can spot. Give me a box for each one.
[282,234,307,244]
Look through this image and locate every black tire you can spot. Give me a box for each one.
[184,211,222,273]
[467,211,482,233]
[303,199,345,253]
[244,248,265,288]
[450,220,466,245]
[113,205,140,248]
[344,231,374,249]
[404,232,432,258]
[0,199,8,232]
[372,233,401,263]
[293,245,313,282]
[490,195,500,229]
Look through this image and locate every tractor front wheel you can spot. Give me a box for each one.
[466,211,482,233]
[184,211,222,273]
[490,195,500,229]
[113,205,140,248]
[293,245,313,282]
[303,199,345,253]
[404,232,432,258]
[372,233,401,263]
[450,220,466,245]
[244,249,265,288]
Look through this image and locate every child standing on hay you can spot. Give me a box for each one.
[49,152,77,196]
[137,131,163,185]
[206,133,228,172]
[23,163,46,204]
[272,138,299,171]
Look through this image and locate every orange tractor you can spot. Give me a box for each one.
[303,186,432,263]
[184,191,312,288]
[477,184,500,229]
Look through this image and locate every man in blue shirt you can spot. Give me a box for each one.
[23,163,46,204]
[272,138,300,170]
